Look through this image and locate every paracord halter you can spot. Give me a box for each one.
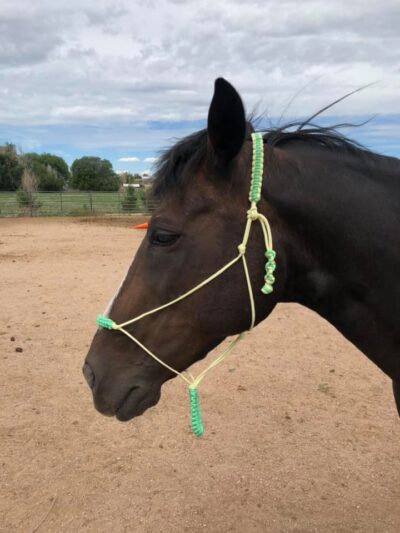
[96,132,276,437]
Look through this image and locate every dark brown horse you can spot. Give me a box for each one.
[83,78,400,423]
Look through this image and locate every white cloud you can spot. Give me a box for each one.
[144,157,157,163]
[118,156,140,162]
[0,3,399,117]
[0,0,400,159]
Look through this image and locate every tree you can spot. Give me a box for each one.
[0,144,24,190]
[23,153,69,191]
[121,184,138,212]
[70,157,120,191]
[121,175,144,212]
[36,153,69,181]
[16,190,42,212]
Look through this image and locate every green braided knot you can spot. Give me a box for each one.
[261,284,273,295]
[96,315,116,330]
[266,261,276,272]
[249,132,264,203]
[261,248,277,295]
[189,387,204,437]
[265,249,276,260]
[264,273,275,284]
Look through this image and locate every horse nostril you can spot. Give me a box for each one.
[82,362,96,389]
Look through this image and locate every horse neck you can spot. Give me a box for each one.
[266,144,400,380]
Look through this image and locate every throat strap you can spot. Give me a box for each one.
[96,132,276,437]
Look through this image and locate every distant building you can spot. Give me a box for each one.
[141,171,154,190]
[122,183,141,188]
[116,170,154,192]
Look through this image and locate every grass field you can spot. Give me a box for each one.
[0,191,155,217]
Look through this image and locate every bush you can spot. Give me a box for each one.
[16,190,42,212]
[70,157,119,191]
[21,168,38,192]
[121,186,138,212]
[0,144,24,190]
[136,188,147,209]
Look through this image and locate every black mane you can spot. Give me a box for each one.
[153,129,208,198]
[153,120,398,198]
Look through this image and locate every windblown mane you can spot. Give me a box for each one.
[153,118,398,198]
[153,129,208,198]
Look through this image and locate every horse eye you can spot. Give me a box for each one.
[150,230,180,246]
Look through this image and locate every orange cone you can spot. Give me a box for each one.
[132,222,149,229]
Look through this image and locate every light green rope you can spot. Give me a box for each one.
[189,388,203,437]
[96,132,276,437]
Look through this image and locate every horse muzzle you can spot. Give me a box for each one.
[82,360,162,421]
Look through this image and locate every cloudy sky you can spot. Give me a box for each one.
[1,0,399,173]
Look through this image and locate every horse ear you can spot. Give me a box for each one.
[207,78,246,164]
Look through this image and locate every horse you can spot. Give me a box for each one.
[83,78,400,425]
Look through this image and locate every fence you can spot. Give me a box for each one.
[0,191,157,217]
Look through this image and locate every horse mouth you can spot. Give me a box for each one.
[115,385,161,421]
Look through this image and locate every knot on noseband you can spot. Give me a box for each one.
[238,243,246,255]
[247,206,259,221]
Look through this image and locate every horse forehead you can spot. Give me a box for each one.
[155,186,222,218]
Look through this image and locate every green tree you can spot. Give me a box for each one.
[36,153,69,181]
[70,157,119,191]
[132,187,146,210]
[24,153,69,191]
[121,185,138,212]
[37,165,64,191]
[0,144,24,190]
[16,190,42,212]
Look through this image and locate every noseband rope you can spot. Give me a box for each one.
[96,132,276,437]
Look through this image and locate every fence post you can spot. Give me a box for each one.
[60,191,63,214]
[30,192,33,217]
[89,191,93,213]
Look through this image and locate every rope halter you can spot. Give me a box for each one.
[96,132,276,437]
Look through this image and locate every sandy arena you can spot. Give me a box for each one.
[1,217,399,532]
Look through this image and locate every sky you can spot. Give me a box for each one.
[1,0,399,174]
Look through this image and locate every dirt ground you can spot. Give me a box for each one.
[1,217,399,533]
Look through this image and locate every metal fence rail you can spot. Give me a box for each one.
[0,191,157,217]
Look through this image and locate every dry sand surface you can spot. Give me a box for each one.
[1,217,399,533]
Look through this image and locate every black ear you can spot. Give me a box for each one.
[207,78,246,164]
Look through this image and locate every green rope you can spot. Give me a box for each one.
[189,387,204,437]
[249,132,264,203]
[96,315,115,330]
[96,131,276,437]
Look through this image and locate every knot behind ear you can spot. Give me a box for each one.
[207,78,246,164]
